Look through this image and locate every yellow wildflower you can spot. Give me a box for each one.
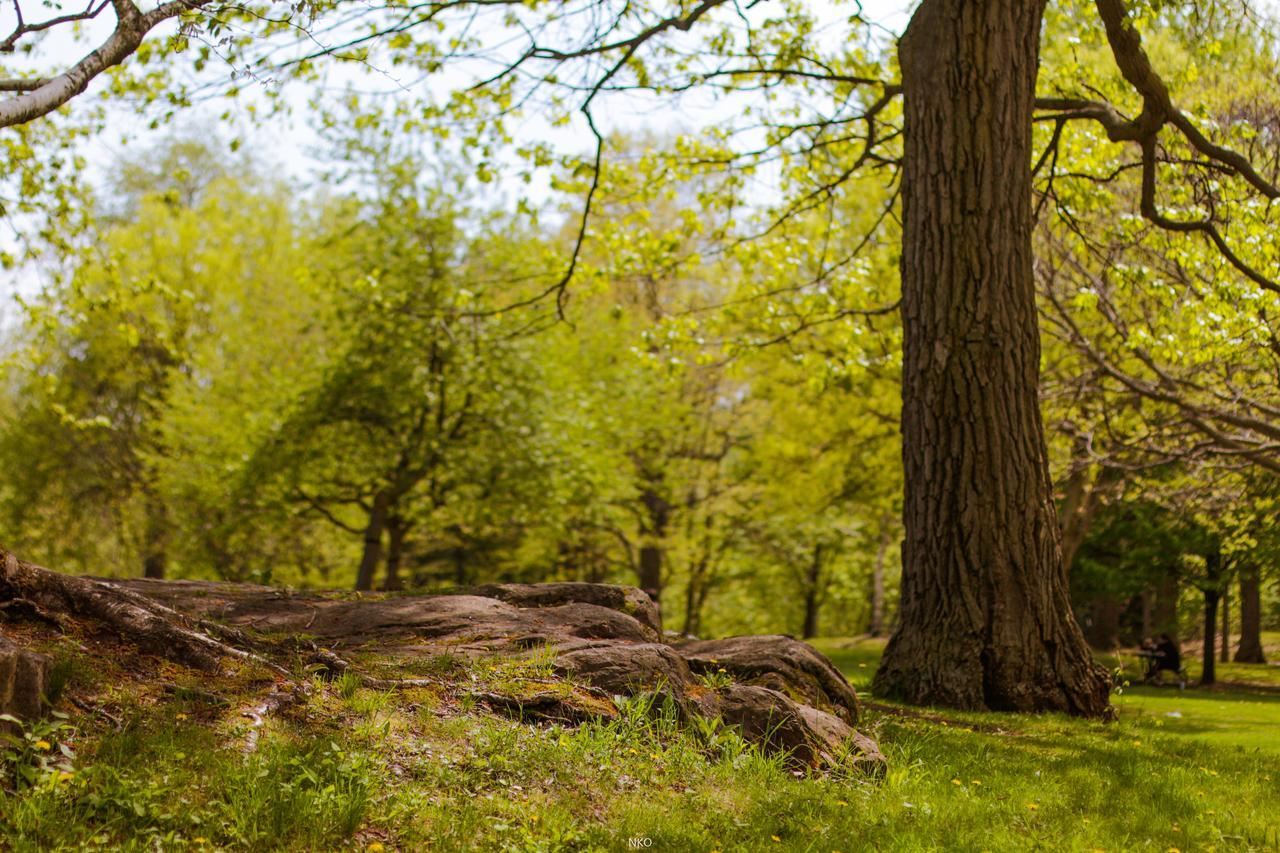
[1026,803,1039,811]
[34,740,50,750]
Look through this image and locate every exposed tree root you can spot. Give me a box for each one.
[242,684,307,754]
[0,546,284,677]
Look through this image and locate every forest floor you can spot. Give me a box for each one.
[1,617,1278,852]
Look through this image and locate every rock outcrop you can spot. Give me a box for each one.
[0,634,51,723]
[106,578,882,773]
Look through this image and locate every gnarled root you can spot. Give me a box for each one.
[0,546,280,676]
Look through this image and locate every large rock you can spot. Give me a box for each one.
[461,583,661,634]
[678,635,861,723]
[711,684,885,773]
[113,578,881,773]
[553,640,695,705]
[0,635,51,722]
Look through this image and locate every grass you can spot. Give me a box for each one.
[1,631,1278,850]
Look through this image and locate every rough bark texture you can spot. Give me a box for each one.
[1234,565,1266,663]
[874,0,1111,716]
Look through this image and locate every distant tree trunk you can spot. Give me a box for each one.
[1201,546,1223,685]
[383,515,407,591]
[355,492,389,592]
[1140,587,1154,639]
[873,0,1110,716]
[1153,574,1179,638]
[1059,447,1116,571]
[801,544,823,640]
[682,554,713,637]
[1084,596,1123,649]
[638,486,669,601]
[682,575,700,637]
[1220,587,1230,663]
[143,552,167,580]
[142,497,168,580]
[868,523,891,637]
[1202,586,1219,686]
[1235,565,1266,663]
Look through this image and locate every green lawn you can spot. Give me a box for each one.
[2,637,1278,851]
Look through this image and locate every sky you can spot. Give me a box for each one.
[1,0,915,314]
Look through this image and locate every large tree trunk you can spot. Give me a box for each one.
[873,0,1111,716]
[1235,564,1266,664]
[355,492,389,592]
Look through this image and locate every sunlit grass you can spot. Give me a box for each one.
[1,637,1277,850]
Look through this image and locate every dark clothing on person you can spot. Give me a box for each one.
[1154,639,1180,672]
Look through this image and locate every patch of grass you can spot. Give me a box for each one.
[2,633,1278,850]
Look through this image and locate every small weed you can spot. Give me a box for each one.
[696,667,734,691]
[335,670,363,700]
[0,712,76,790]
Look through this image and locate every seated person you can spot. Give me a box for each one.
[1150,633,1184,686]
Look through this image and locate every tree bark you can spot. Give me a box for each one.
[355,492,389,592]
[874,0,1111,716]
[1235,565,1266,663]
